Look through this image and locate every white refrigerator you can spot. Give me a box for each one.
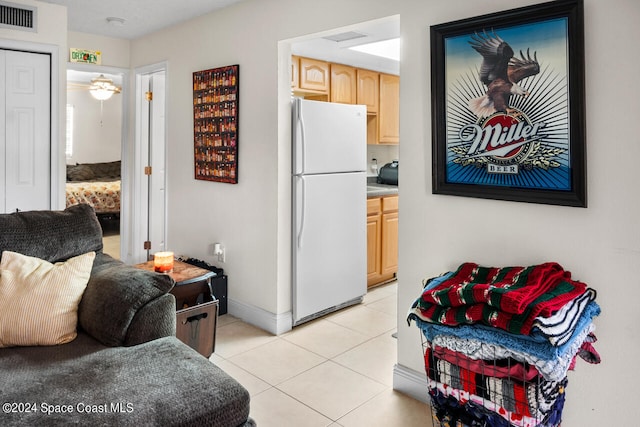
[291,97,367,326]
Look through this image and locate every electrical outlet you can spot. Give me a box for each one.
[213,243,225,263]
[371,157,378,174]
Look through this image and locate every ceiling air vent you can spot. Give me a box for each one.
[0,1,37,32]
[322,32,367,43]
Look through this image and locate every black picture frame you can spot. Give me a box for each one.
[431,0,586,207]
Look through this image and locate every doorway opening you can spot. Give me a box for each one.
[278,15,400,330]
[66,65,127,259]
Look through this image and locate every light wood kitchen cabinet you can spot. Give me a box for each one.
[367,198,382,286]
[378,73,400,144]
[380,196,399,276]
[298,56,330,94]
[358,69,380,145]
[291,55,300,89]
[366,116,378,146]
[291,56,399,145]
[330,63,357,104]
[367,195,398,287]
[356,69,379,114]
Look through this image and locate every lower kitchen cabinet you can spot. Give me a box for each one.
[367,198,382,285]
[367,195,398,287]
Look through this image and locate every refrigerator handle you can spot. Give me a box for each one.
[297,102,306,175]
[297,176,306,249]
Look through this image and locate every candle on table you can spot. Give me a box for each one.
[153,251,174,273]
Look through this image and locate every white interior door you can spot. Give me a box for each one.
[0,49,50,213]
[135,69,167,262]
[148,72,167,255]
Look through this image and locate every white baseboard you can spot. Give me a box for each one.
[227,298,293,335]
[392,364,430,404]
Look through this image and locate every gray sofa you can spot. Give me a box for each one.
[0,204,254,426]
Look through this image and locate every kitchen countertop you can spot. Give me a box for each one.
[367,177,398,197]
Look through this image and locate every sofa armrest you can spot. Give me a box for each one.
[79,254,175,346]
[125,294,177,346]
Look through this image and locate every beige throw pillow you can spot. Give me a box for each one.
[0,250,96,348]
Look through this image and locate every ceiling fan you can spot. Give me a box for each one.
[68,74,121,101]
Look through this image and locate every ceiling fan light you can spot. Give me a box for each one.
[90,87,114,100]
[88,74,121,100]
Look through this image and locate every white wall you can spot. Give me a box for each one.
[67,31,131,69]
[66,88,122,164]
[125,0,638,424]
[128,0,398,327]
[397,0,640,425]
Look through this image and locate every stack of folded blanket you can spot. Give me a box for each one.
[407,262,601,427]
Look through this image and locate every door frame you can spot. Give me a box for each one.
[126,61,168,264]
[0,39,60,210]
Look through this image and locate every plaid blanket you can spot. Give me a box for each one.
[411,263,588,335]
[431,344,541,382]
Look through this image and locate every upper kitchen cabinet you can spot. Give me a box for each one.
[292,56,330,101]
[356,69,379,114]
[358,69,380,146]
[300,57,329,92]
[330,64,357,104]
[378,73,400,145]
[291,55,299,89]
[291,56,399,145]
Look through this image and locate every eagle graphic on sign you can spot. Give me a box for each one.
[467,31,540,118]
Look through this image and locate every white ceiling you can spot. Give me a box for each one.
[290,15,400,75]
[39,0,247,40]
[41,0,399,74]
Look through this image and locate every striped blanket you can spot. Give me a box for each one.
[411,263,587,335]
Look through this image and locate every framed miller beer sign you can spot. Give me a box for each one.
[431,0,586,207]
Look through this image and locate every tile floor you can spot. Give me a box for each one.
[101,219,120,259]
[210,281,432,427]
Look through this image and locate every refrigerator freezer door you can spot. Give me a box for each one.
[293,98,367,175]
[292,172,367,324]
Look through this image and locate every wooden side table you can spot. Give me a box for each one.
[134,260,218,357]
